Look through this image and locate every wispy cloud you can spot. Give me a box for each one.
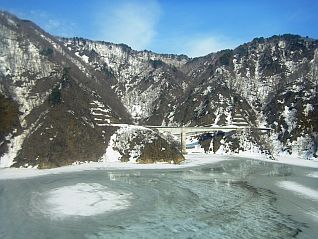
[16,10,77,37]
[184,35,239,57]
[94,0,161,50]
[151,34,240,57]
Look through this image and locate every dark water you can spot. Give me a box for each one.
[0,159,317,239]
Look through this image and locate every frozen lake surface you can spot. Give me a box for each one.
[0,158,317,239]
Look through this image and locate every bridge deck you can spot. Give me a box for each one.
[146,125,271,133]
[145,125,271,154]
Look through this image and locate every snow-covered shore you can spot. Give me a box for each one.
[230,152,318,168]
[0,154,227,180]
[0,153,317,180]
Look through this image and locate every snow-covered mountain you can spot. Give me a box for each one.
[0,11,317,168]
[0,11,183,168]
[178,36,318,158]
[61,33,318,159]
[60,37,189,125]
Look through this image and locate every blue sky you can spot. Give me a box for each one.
[0,0,317,57]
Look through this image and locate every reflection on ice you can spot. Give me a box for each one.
[42,183,132,218]
[277,181,318,201]
[307,171,318,178]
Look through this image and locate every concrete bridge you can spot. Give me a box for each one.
[146,126,271,154]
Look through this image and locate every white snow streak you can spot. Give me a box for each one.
[278,181,318,201]
[102,131,121,162]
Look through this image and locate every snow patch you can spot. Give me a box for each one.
[41,183,132,218]
[0,110,48,168]
[202,86,212,96]
[307,172,318,178]
[0,131,29,168]
[90,100,112,125]
[282,106,297,132]
[304,103,314,117]
[101,125,158,163]
[81,55,89,63]
[102,132,121,162]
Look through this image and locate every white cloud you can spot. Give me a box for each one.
[17,10,77,37]
[184,36,238,57]
[44,19,61,31]
[94,0,161,50]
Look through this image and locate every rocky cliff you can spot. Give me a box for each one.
[60,37,189,125]
[0,11,183,168]
[61,33,318,159]
[179,35,318,158]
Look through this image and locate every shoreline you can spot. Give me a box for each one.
[0,153,317,180]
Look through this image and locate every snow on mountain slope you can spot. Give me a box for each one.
[39,34,318,160]
[179,35,318,158]
[60,37,189,124]
[0,11,183,168]
[0,12,58,125]
[100,125,183,164]
[1,11,317,166]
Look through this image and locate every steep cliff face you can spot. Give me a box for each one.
[60,37,189,124]
[0,94,21,158]
[0,12,184,168]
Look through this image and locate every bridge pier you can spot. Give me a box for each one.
[181,128,187,154]
[146,125,271,155]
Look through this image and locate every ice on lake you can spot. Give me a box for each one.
[0,158,317,239]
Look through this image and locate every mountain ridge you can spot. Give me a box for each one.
[0,11,317,168]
